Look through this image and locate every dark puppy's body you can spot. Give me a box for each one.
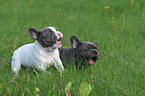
[59,35,99,69]
[59,47,75,67]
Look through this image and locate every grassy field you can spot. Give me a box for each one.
[0,0,145,95]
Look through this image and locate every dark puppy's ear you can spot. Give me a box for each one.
[94,41,99,46]
[28,27,41,40]
[70,35,81,48]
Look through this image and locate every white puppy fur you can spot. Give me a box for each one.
[11,27,64,75]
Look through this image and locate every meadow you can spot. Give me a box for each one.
[0,0,145,95]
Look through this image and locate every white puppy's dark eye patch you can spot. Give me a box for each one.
[35,27,58,48]
[48,33,52,36]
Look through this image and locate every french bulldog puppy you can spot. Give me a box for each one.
[11,26,64,75]
[59,35,99,69]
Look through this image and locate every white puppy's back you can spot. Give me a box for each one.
[11,43,35,73]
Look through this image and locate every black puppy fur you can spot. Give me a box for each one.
[59,35,99,69]
[28,27,57,48]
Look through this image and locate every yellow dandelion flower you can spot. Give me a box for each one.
[131,0,134,5]
[104,6,109,9]
[112,17,115,20]
[112,21,114,23]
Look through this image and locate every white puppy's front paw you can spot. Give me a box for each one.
[37,66,47,72]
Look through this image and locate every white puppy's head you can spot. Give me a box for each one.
[28,26,63,48]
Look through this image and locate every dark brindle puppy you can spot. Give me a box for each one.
[59,35,99,69]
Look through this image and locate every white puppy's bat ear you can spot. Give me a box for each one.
[94,41,99,46]
[70,35,81,48]
[28,27,41,40]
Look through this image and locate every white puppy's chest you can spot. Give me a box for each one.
[38,49,58,67]
[16,41,60,68]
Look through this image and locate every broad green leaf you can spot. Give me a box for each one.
[33,87,40,94]
[79,81,92,96]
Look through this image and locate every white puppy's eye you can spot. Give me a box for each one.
[48,33,52,36]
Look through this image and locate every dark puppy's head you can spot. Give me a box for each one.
[28,27,63,48]
[70,35,99,66]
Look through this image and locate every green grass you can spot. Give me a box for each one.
[0,0,145,95]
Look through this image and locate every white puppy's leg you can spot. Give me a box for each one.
[11,57,21,75]
[54,59,64,72]
[36,64,47,71]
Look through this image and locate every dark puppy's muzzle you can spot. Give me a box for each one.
[86,49,99,65]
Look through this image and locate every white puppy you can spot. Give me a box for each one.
[11,26,64,75]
